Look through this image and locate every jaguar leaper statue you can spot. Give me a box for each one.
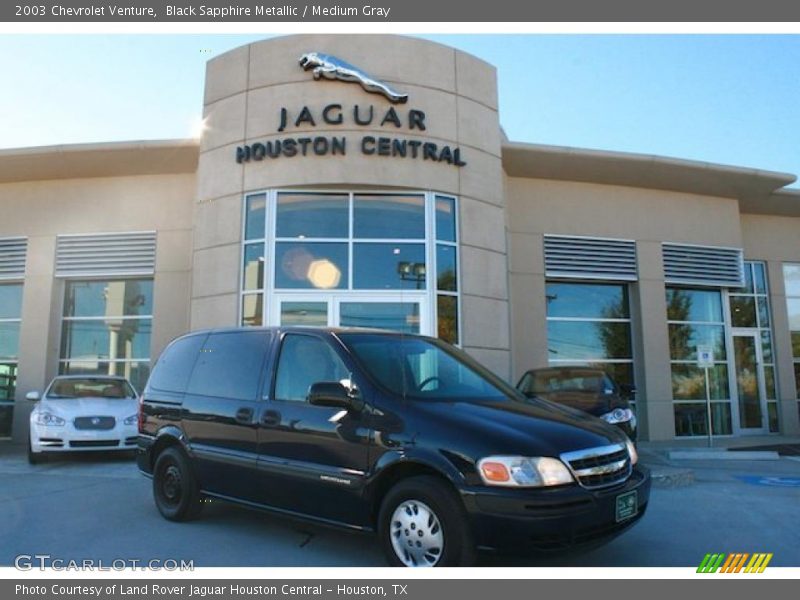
[299,52,409,104]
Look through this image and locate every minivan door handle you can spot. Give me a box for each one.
[261,410,281,427]
[235,407,254,423]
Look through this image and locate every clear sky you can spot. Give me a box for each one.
[0,34,798,187]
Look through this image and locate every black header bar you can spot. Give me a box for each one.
[4,0,800,22]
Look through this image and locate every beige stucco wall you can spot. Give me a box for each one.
[505,177,744,440]
[0,173,195,441]
[193,34,511,377]
[741,213,800,435]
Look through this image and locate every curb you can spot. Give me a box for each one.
[669,450,780,461]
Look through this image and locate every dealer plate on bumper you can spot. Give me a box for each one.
[615,490,638,522]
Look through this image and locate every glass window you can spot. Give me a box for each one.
[0,283,23,437]
[671,364,730,401]
[245,193,266,241]
[0,284,23,319]
[340,302,421,334]
[187,331,270,401]
[436,245,457,292]
[281,302,328,326]
[0,322,20,361]
[148,334,206,394]
[275,242,348,289]
[730,296,757,328]
[353,243,426,290]
[241,294,263,327]
[784,265,800,404]
[547,283,630,320]
[668,323,726,361]
[242,244,264,291]
[666,288,723,322]
[0,363,17,402]
[274,335,350,402]
[674,402,732,436]
[437,295,458,345]
[276,193,348,239]
[435,196,457,243]
[353,194,425,239]
[547,321,632,361]
[64,280,153,318]
[783,264,800,297]
[60,279,153,393]
[60,320,151,361]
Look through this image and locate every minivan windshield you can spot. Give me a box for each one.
[339,333,520,402]
[46,378,136,400]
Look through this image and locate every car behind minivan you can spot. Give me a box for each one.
[137,327,649,567]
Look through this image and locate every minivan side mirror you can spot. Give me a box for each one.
[308,381,363,412]
[26,391,41,402]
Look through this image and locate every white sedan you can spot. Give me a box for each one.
[28,375,139,464]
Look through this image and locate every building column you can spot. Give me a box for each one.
[12,236,58,443]
[766,261,800,435]
[634,241,674,441]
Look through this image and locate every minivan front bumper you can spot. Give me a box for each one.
[462,465,650,553]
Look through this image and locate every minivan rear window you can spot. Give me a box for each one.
[186,331,270,401]
[340,334,512,402]
[149,334,207,393]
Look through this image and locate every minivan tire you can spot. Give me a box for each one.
[153,447,203,521]
[378,475,477,567]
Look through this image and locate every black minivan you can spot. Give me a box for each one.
[137,327,650,567]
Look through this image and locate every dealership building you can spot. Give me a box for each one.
[1,34,799,443]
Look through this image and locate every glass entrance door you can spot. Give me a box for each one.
[732,332,767,432]
[273,294,429,335]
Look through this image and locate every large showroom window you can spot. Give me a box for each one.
[729,261,778,432]
[59,279,153,392]
[0,283,23,438]
[667,287,732,436]
[545,282,635,403]
[240,191,460,343]
[784,264,800,419]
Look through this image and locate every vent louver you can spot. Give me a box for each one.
[56,232,156,277]
[662,243,744,288]
[0,237,27,280]
[544,235,637,281]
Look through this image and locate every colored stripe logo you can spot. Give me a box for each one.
[697,553,772,573]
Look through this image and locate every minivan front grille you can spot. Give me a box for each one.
[560,444,632,489]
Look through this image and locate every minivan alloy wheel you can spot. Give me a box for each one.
[390,500,444,567]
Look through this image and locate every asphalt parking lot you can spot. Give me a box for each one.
[0,444,798,568]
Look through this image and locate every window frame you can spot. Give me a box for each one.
[239,189,462,346]
[544,280,636,407]
[0,281,23,439]
[57,277,154,393]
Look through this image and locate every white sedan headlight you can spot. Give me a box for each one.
[123,414,138,426]
[477,456,574,487]
[33,412,65,426]
[600,407,635,425]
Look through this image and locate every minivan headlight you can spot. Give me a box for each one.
[477,456,574,487]
[123,414,138,426]
[625,438,638,465]
[34,412,65,426]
